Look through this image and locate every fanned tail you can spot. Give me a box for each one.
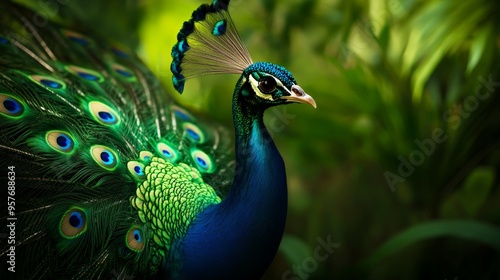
[0,1,235,278]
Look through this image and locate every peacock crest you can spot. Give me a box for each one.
[171,0,253,93]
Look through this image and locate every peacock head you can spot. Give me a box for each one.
[171,0,316,110]
[237,62,316,109]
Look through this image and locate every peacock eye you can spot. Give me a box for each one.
[258,76,277,94]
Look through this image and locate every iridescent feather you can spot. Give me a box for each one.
[0,1,233,278]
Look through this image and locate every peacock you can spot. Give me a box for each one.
[0,0,316,279]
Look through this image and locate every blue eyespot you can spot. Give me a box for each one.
[196,157,207,169]
[112,47,129,58]
[175,111,189,120]
[112,64,135,81]
[187,128,200,141]
[61,208,87,238]
[191,149,214,173]
[41,79,62,89]
[66,65,104,83]
[78,72,98,81]
[182,123,206,143]
[133,229,142,242]
[63,30,90,46]
[29,75,67,91]
[46,131,75,153]
[0,37,9,44]
[116,68,132,78]
[91,145,118,170]
[139,151,154,163]
[172,105,194,121]
[127,161,145,180]
[126,226,145,252]
[69,211,83,228]
[100,151,114,165]
[57,136,70,150]
[89,101,119,125]
[57,135,71,149]
[134,166,143,175]
[212,20,227,36]
[70,36,89,46]
[157,142,179,162]
[98,111,116,123]
[3,98,21,114]
[0,95,25,117]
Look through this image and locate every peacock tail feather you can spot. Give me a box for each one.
[0,1,234,278]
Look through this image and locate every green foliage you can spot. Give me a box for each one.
[359,220,500,269]
[279,234,313,268]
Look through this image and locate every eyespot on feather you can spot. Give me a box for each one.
[46,131,75,153]
[140,151,154,162]
[91,145,119,170]
[30,75,66,90]
[0,94,25,117]
[111,46,130,58]
[191,149,215,173]
[171,105,195,121]
[66,65,104,82]
[63,30,92,46]
[112,64,136,82]
[126,226,145,252]
[88,101,120,125]
[157,141,179,162]
[60,208,87,238]
[182,123,206,143]
[127,161,146,181]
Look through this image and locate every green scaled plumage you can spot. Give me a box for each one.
[0,1,234,278]
[130,157,221,248]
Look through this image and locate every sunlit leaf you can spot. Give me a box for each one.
[467,23,493,73]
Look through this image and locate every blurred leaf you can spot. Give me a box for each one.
[279,234,313,267]
[359,220,500,269]
[467,23,493,73]
[459,167,495,216]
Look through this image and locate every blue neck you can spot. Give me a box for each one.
[175,90,288,279]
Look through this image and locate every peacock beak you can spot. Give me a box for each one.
[280,85,317,108]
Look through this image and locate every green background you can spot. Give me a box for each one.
[18,0,500,279]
